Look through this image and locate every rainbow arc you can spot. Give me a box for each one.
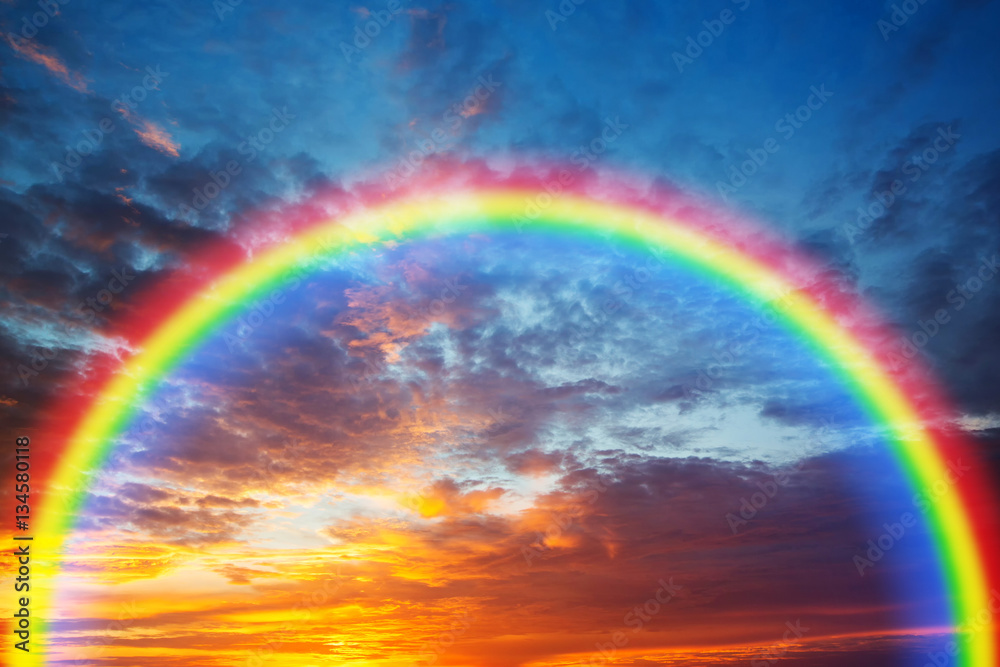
[16,172,998,666]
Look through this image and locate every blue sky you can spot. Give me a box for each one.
[4,1,1000,401]
[2,1,999,665]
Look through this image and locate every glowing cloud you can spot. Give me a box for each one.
[14,163,998,666]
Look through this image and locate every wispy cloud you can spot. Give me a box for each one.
[115,105,181,157]
[2,35,88,91]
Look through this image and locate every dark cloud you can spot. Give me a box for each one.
[2,0,998,663]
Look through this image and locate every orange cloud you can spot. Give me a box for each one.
[400,477,506,518]
[43,258,954,667]
[54,452,948,667]
[338,283,433,361]
[115,105,181,157]
[3,35,89,91]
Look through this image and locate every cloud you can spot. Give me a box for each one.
[2,34,89,92]
[115,105,180,157]
[3,1,998,660]
[399,477,506,518]
[56,442,951,665]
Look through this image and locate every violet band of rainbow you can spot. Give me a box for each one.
[26,189,994,666]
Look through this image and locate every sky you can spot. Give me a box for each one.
[2,0,1000,666]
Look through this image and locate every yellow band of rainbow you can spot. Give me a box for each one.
[21,188,995,666]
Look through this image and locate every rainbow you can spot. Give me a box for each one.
[15,165,998,665]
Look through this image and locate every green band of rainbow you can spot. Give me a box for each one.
[27,190,993,665]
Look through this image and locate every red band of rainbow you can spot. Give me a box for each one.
[11,168,998,665]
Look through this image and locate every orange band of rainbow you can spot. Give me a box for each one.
[14,180,997,666]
